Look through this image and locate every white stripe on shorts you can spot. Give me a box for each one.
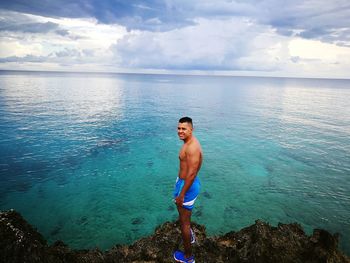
[183,197,197,207]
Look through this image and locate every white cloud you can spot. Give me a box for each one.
[112,18,278,70]
[0,40,43,57]
[0,11,127,70]
[289,38,350,61]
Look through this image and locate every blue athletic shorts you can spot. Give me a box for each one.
[173,176,200,210]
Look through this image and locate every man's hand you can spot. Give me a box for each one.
[175,195,184,207]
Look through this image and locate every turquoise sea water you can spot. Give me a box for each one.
[0,71,349,254]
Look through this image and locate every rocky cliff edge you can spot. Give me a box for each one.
[1,209,349,263]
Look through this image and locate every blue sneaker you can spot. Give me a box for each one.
[173,250,195,263]
[190,228,196,244]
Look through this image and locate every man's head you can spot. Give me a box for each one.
[178,117,193,141]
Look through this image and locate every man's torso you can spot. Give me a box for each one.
[178,137,202,179]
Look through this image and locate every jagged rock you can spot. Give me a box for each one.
[0,209,47,263]
[1,210,349,263]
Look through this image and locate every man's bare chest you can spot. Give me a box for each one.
[179,146,187,161]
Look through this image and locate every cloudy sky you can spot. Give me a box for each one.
[0,0,350,78]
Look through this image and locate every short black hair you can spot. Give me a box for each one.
[179,117,193,127]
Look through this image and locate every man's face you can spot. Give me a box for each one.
[177,122,192,141]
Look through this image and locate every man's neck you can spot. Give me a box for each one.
[183,135,193,144]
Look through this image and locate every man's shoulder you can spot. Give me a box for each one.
[186,138,201,154]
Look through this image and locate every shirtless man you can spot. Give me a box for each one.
[173,117,202,263]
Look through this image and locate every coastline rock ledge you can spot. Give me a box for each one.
[1,210,349,263]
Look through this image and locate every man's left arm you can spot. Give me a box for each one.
[175,147,201,207]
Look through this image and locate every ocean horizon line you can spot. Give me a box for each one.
[1,68,349,81]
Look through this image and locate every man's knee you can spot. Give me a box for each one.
[179,214,189,222]
[178,209,191,224]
